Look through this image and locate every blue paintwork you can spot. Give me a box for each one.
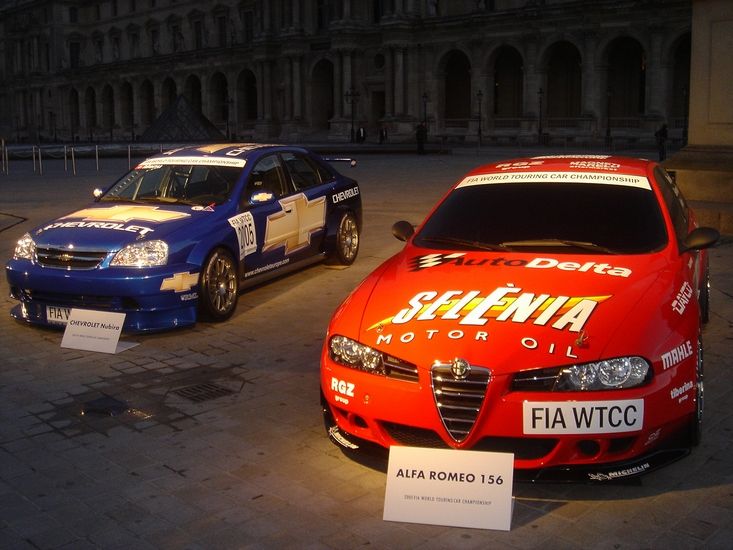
[5,144,361,332]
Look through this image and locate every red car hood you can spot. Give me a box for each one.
[344,248,670,375]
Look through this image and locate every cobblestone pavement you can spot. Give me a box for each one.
[1,149,732,549]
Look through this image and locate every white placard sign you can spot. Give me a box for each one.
[383,446,514,531]
[61,309,135,354]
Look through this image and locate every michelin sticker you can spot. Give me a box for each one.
[228,212,257,259]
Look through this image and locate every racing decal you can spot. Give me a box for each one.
[61,205,190,223]
[410,253,468,270]
[137,156,246,168]
[263,193,326,254]
[533,155,612,160]
[568,161,620,171]
[670,380,694,403]
[160,272,199,293]
[194,144,245,154]
[495,161,545,170]
[587,463,650,481]
[42,220,154,237]
[671,281,693,315]
[367,287,610,334]
[409,254,631,277]
[522,399,644,434]
[332,186,360,203]
[331,377,355,404]
[660,340,693,370]
[180,292,198,301]
[45,205,191,237]
[644,428,661,446]
[526,258,631,277]
[228,212,257,260]
[458,171,651,190]
[244,258,290,278]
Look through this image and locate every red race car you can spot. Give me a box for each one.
[320,155,719,482]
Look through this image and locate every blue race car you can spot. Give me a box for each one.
[5,144,362,332]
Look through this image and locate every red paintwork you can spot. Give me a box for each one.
[321,156,709,476]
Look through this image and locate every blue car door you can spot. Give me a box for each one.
[234,153,326,279]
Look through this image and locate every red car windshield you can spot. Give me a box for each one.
[413,182,668,254]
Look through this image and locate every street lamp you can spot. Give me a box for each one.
[345,87,360,143]
[422,92,428,126]
[476,89,483,146]
[537,87,544,145]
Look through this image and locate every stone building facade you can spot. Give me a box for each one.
[0,0,691,146]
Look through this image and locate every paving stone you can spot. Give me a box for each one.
[1,151,732,549]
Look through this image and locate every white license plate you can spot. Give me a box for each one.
[46,306,71,325]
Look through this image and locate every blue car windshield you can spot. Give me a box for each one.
[101,164,242,206]
[413,182,668,254]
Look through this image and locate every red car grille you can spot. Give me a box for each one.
[36,246,107,269]
[431,362,491,443]
[381,422,557,460]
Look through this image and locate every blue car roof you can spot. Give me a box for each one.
[146,143,308,163]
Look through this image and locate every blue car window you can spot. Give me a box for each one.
[245,155,287,200]
[281,152,322,190]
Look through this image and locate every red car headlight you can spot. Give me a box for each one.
[514,356,652,391]
[329,335,385,374]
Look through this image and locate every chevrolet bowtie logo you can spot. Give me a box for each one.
[263,194,326,254]
[63,205,190,223]
[160,272,199,292]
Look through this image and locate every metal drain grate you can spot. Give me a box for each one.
[171,382,235,403]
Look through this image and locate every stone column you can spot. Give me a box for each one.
[263,61,272,121]
[256,62,265,122]
[293,56,302,119]
[334,53,343,118]
[394,47,405,115]
[666,0,733,234]
[646,30,666,118]
[385,48,394,117]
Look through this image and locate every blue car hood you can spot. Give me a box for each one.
[31,203,220,250]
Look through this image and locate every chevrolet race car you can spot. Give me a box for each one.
[6,144,361,332]
[320,155,719,482]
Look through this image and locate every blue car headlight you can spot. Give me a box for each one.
[111,240,168,267]
[13,233,36,260]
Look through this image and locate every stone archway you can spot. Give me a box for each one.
[162,78,177,111]
[140,79,155,129]
[184,75,202,114]
[493,45,524,118]
[209,72,228,125]
[236,69,258,128]
[311,59,334,132]
[442,50,471,124]
[545,41,582,119]
[606,37,646,120]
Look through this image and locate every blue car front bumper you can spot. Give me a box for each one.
[5,259,200,332]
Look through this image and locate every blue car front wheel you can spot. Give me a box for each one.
[199,248,239,322]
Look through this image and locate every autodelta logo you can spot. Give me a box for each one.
[409,253,631,277]
[367,284,611,338]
